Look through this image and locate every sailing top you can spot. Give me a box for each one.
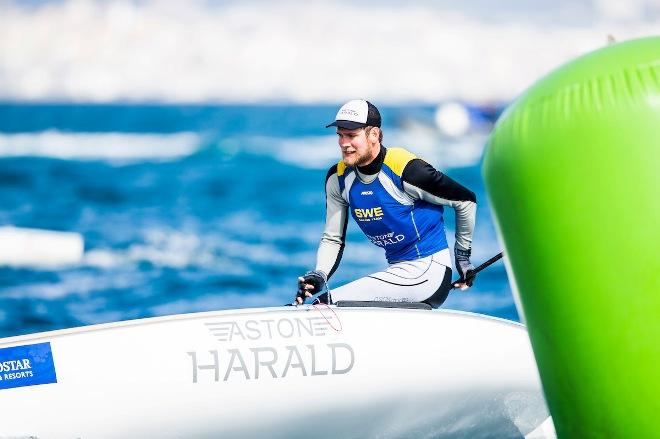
[316,145,477,279]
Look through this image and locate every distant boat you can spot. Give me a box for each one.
[0,226,84,268]
[0,304,555,438]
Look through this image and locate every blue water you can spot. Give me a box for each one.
[0,103,517,338]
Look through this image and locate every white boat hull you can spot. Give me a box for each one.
[0,306,552,438]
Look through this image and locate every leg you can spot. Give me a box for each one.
[421,266,452,308]
[328,251,451,307]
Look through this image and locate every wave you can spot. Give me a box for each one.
[443,289,515,314]
[148,289,287,316]
[0,130,200,162]
[223,134,342,170]
[0,128,486,169]
[221,130,488,170]
[83,225,318,271]
[1,0,658,103]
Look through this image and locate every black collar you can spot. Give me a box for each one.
[357,145,386,175]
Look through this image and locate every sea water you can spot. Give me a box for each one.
[0,103,517,338]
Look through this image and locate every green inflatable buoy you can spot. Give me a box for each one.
[483,37,660,437]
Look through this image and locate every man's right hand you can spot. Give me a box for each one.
[294,270,327,304]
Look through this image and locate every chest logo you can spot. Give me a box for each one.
[354,207,384,221]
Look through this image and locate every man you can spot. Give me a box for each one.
[295,99,476,307]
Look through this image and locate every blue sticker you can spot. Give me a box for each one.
[0,342,57,390]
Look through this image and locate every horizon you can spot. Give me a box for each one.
[2,0,659,104]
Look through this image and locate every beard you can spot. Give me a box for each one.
[342,149,372,167]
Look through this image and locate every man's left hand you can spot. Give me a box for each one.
[454,246,475,290]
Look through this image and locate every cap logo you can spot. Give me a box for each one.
[339,109,360,118]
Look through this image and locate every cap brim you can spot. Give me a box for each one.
[326,120,367,129]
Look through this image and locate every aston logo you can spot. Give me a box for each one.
[204,316,337,342]
[192,316,354,382]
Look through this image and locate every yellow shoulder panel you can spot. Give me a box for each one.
[336,160,346,176]
[384,147,417,176]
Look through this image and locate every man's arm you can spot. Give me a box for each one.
[315,164,349,279]
[401,159,477,288]
[295,165,348,304]
[401,158,476,248]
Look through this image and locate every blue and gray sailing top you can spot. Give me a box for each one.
[316,146,477,278]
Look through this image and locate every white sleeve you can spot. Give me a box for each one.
[315,168,349,278]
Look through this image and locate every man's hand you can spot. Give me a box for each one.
[454,247,475,290]
[294,270,327,304]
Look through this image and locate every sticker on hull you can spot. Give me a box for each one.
[0,342,57,390]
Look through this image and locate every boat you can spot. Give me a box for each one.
[0,226,84,268]
[0,303,554,438]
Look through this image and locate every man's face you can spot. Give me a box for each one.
[337,127,379,167]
